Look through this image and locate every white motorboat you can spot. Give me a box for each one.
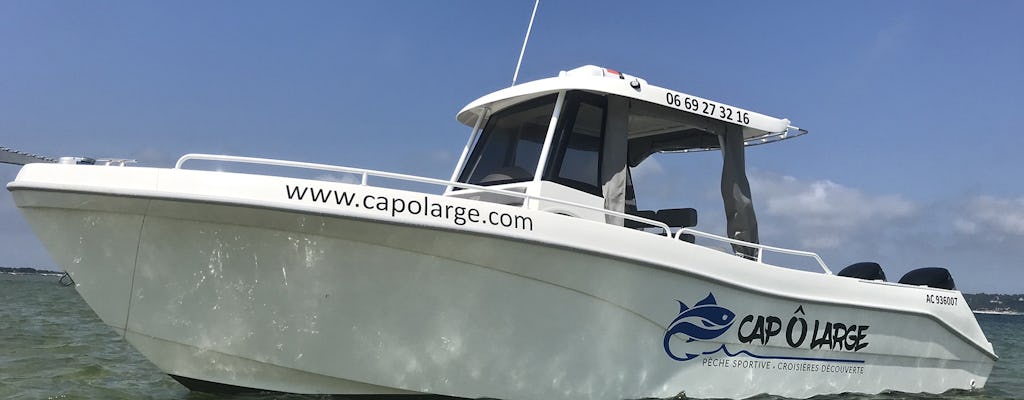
[7,65,996,399]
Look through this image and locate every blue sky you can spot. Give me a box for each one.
[2,1,1022,293]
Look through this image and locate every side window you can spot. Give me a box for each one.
[547,92,606,195]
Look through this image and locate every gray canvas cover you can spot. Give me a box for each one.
[601,96,630,225]
[719,123,759,257]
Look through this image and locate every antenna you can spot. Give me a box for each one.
[511,0,540,86]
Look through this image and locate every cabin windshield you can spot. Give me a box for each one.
[458,94,557,186]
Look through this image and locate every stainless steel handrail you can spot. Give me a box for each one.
[677,228,832,274]
[175,153,833,274]
[174,153,674,236]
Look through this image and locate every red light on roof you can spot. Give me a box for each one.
[605,68,621,76]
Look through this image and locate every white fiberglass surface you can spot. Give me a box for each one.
[7,164,994,398]
[11,191,147,331]
[119,198,991,398]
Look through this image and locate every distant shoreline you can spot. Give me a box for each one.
[973,310,1024,316]
[964,293,1024,315]
[0,266,63,275]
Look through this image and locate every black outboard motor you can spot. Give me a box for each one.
[837,262,886,281]
[898,267,956,290]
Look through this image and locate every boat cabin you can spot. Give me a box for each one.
[445,65,804,256]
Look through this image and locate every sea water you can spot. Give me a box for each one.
[1,273,1020,400]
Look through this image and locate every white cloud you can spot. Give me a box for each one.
[397,148,459,180]
[752,171,915,227]
[631,158,664,181]
[134,147,178,167]
[315,173,361,184]
[864,18,913,65]
[954,195,1024,237]
[627,157,707,213]
[750,171,917,249]
[953,218,978,235]
[429,149,453,164]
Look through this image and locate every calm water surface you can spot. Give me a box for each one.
[1,273,1020,400]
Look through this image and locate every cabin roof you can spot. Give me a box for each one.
[457,65,796,142]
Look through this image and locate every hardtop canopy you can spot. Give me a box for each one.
[457,65,800,149]
[451,65,805,257]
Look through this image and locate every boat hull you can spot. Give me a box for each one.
[9,164,996,399]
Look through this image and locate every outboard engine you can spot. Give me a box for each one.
[898,267,956,290]
[837,262,886,281]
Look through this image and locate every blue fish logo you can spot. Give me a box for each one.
[663,293,736,361]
